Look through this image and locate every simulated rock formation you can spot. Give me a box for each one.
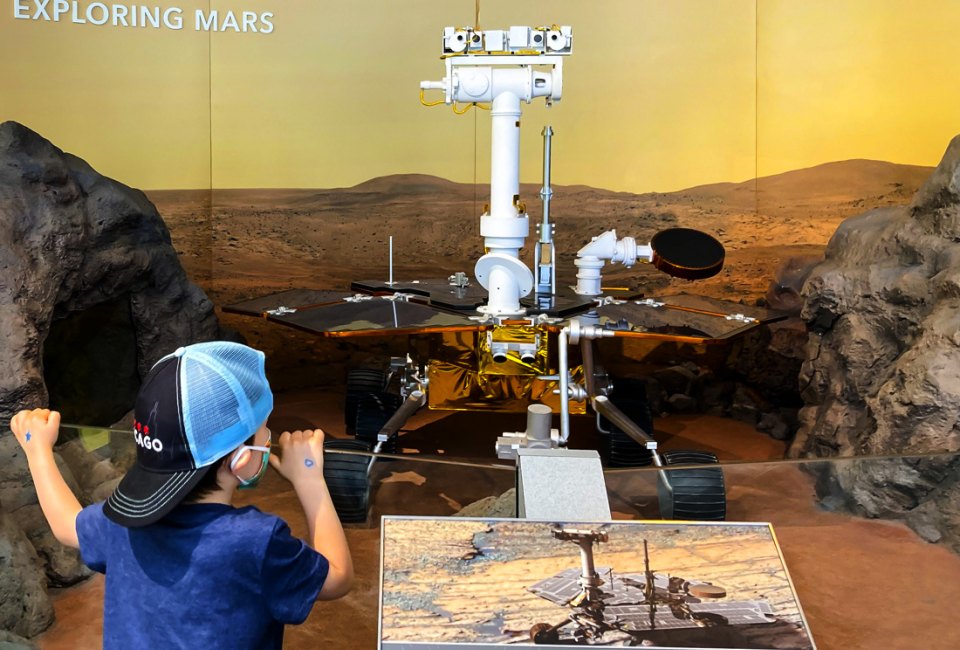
[793,134,960,550]
[0,121,220,420]
[0,510,52,639]
[0,121,222,636]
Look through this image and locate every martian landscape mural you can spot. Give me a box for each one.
[147,160,931,305]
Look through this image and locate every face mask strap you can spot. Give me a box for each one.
[228,444,270,473]
[228,428,272,488]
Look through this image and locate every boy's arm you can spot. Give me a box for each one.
[10,409,82,549]
[270,429,354,600]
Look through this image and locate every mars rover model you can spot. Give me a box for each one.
[225,25,783,523]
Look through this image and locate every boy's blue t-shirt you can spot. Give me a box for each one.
[76,501,329,650]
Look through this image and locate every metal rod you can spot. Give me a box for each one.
[577,539,601,600]
[378,390,425,439]
[540,126,553,243]
[558,327,571,444]
[551,246,557,297]
[536,126,555,295]
[366,390,425,475]
[388,235,394,285]
[592,395,662,468]
[368,441,383,474]
[581,337,597,398]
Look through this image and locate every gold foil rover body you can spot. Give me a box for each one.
[426,326,585,413]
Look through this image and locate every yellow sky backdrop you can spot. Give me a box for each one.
[0,0,213,187]
[757,0,960,177]
[1,0,957,192]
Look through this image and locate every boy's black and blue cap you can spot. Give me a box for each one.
[103,341,273,528]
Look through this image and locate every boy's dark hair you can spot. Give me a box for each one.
[182,434,256,503]
[182,462,225,502]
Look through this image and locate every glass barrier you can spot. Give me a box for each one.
[31,423,960,650]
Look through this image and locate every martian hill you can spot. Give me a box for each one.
[147,158,931,306]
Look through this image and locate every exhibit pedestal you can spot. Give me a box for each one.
[516,448,611,521]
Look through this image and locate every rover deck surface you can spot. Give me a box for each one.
[224,286,785,342]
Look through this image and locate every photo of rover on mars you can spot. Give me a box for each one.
[224,24,786,522]
[378,518,814,649]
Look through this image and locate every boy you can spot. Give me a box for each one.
[10,341,353,648]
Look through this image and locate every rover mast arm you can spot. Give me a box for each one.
[419,25,572,316]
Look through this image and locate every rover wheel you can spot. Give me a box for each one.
[323,439,372,523]
[354,392,402,454]
[344,367,387,434]
[530,623,560,644]
[656,450,726,521]
[600,378,654,467]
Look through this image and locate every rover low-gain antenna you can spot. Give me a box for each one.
[534,126,557,295]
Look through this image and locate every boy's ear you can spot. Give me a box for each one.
[226,448,252,474]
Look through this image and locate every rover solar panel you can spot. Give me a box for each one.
[593,301,754,340]
[222,288,351,317]
[352,278,490,311]
[610,600,776,632]
[528,567,610,606]
[658,293,788,324]
[528,568,673,606]
[352,278,624,317]
[268,295,482,336]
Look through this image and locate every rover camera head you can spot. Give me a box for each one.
[443,27,469,53]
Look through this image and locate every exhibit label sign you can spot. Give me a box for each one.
[12,0,275,33]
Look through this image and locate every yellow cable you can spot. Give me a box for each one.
[420,88,445,107]
[452,102,492,115]
[441,49,545,59]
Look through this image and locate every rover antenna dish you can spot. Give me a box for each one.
[650,227,725,280]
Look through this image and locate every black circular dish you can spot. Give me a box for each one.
[650,227,725,279]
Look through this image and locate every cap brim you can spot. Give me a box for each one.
[103,464,211,527]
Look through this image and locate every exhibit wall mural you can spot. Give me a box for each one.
[2,0,959,388]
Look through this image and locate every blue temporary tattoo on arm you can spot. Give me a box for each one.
[25,431,31,442]
[304,458,315,468]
